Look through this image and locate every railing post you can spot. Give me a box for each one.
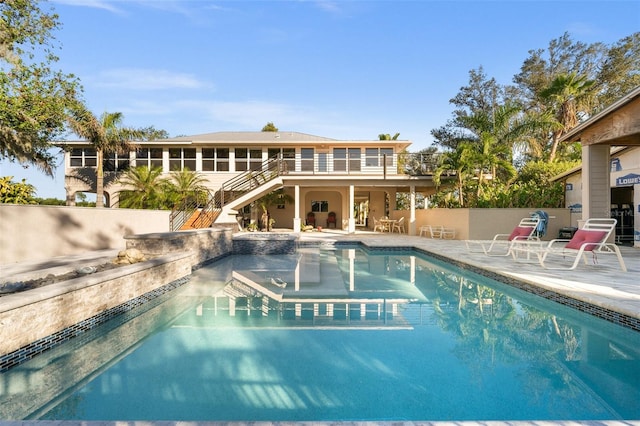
[383,154,387,179]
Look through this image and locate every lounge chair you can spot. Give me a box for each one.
[466,217,541,256]
[512,218,627,271]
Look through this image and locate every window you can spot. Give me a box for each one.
[381,148,394,166]
[365,148,379,167]
[333,148,346,172]
[348,148,361,172]
[136,148,163,169]
[301,148,314,172]
[235,148,262,171]
[365,148,394,167]
[268,147,295,171]
[202,148,229,172]
[70,148,97,167]
[104,152,130,172]
[311,200,329,212]
[169,148,196,171]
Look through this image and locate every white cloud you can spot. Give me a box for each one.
[314,1,342,14]
[51,0,124,14]
[90,68,211,91]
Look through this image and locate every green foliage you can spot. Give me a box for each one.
[473,181,564,208]
[164,168,209,208]
[429,159,575,208]
[261,122,278,132]
[117,166,170,209]
[426,31,637,209]
[432,32,638,164]
[138,126,169,140]
[516,160,579,185]
[117,166,211,210]
[66,107,146,207]
[0,176,36,204]
[257,189,293,213]
[34,197,65,205]
[378,133,400,140]
[1,0,82,174]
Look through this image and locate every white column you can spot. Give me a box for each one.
[409,185,416,235]
[634,185,640,247]
[293,185,301,233]
[582,144,611,222]
[348,185,356,233]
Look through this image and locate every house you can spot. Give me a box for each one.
[60,131,439,234]
[552,146,640,245]
[556,86,640,247]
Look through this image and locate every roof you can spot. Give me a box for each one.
[559,85,640,143]
[59,131,412,149]
[164,131,338,143]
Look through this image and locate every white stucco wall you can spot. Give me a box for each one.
[0,205,171,264]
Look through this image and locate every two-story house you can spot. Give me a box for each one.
[61,131,438,233]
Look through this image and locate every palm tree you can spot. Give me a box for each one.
[256,189,293,231]
[166,168,209,208]
[378,132,400,140]
[117,166,168,209]
[433,143,476,207]
[540,72,595,161]
[67,105,143,207]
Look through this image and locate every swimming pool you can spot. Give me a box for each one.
[1,245,639,420]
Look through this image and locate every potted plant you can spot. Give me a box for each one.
[247,222,258,232]
[256,189,293,231]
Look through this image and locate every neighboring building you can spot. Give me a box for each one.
[553,146,640,245]
[60,131,439,233]
[556,86,640,247]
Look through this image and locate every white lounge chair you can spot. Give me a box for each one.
[512,218,626,271]
[465,217,541,256]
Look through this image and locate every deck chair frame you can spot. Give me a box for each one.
[512,218,627,271]
[466,217,541,256]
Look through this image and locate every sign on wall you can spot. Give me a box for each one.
[611,158,622,172]
[615,173,640,186]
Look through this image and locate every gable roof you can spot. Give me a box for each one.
[164,131,337,143]
[559,86,640,144]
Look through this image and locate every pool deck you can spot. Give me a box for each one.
[1,233,639,425]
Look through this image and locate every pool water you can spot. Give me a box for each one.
[1,246,639,421]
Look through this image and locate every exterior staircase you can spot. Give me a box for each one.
[169,155,288,230]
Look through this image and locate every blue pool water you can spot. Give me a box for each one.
[1,245,639,421]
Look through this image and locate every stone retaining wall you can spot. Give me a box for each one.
[233,232,298,254]
[125,227,233,267]
[0,252,192,364]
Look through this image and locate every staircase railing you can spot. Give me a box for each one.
[217,154,287,208]
[169,188,217,231]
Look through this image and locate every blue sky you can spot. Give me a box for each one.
[1,0,638,199]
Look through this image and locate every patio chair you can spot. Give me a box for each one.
[306,212,315,227]
[512,218,627,271]
[392,217,405,233]
[372,216,387,232]
[326,211,337,228]
[465,217,541,256]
